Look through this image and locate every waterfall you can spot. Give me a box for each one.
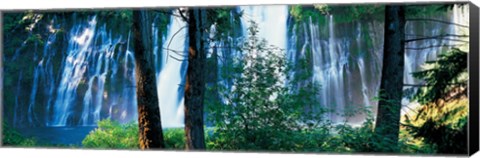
[19,11,188,128]
[51,16,99,126]
[401,4,469,116]
[293,4,469,124]
[240,5,288,50]
[156,11,188,128]
[49,15,138,126]
[47,12,188,127]
[6,5,469,128]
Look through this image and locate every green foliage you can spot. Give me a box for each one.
[290,5,326,24]
[163,128,186,149]
[402,47,469,154]
[403,99,468,154]
[331,111,376,152]
[290,4,384,25]
[405,4,457,19]
[329,5,384,24]
[208,7,242,40]
[206,21,327,151]
[2,122,38,147]
[3,13,25,33]
[82,119,187,150]
[208,21,294,150]
[82,119,139,149]
[290,4,455,25]
[412,48,468,105]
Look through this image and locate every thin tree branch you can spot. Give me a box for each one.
[405,35,470,43]
[403,84,428,87]
[405,33,469,38]
[402,108,413,119]
[169,55,188,62]
[165,26,187,64]
[154,10,183,18]
[403,83,466,87]
[403,104,418,114]
[162,47,188,56]
[405,44,467,50]
[177,8,189,22]
[406,18,469,28]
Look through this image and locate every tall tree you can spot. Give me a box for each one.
[132,10,165,149]
[184,8,207,150]
[374,5,406,152]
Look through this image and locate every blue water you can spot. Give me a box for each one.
[17,127,97,146]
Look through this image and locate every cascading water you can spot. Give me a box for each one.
[6,5,469,130]
[291,4,469,124]
[156,11,188,128]
[48,12,188,127]
[47,17,97,126]
[401,5,469,116]
[239,5,288,51]
[28,26,58,126]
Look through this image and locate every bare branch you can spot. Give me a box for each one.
[405,44,467,50]
[165,26,187,64]
[403,83,467,87]
[169,55,188,62]
[154,10,183,18]
[406,18,469,28]
[403,104,418,114]
[178,8,189,22]
[405,33,469,38]
[403,84,428,87]
[405,34,470,43]
[162,47,187,54]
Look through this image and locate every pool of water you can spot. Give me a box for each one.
[16,126,97,146]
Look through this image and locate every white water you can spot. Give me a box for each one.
[401,5,469,116]
[47,12,188,127]
[156,12,188,128]
[240,5,288,51]
[11,5,469,127]
[50,16,98,126]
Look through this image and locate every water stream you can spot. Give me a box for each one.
[4,5,469,145]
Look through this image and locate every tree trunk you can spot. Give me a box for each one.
[132,10,165,149]
[184,8,207,150]
[374,5,405,152]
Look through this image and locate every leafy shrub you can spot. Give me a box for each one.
[206,21,328,152]
[82,119,187,150]
[163,128,186,149]
[403,99,468,154]
[402,48,469,154]
[2,122,38,147]
[82,119,139,149]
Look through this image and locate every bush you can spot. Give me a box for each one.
[206,21,327,152]
[403,48,469,154]
[2,122,38,147]
[82,119,187,150]
[163,128,185,149]
[82,119,139,149]
[403,98,468,154]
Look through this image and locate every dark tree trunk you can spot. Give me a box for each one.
[374,5,405,152]
[184,8,207,150]
[132,10,165,149]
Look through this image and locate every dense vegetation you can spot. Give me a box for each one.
[2,123,37,147]
[2,3,470,155]
[403,48,469,154]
